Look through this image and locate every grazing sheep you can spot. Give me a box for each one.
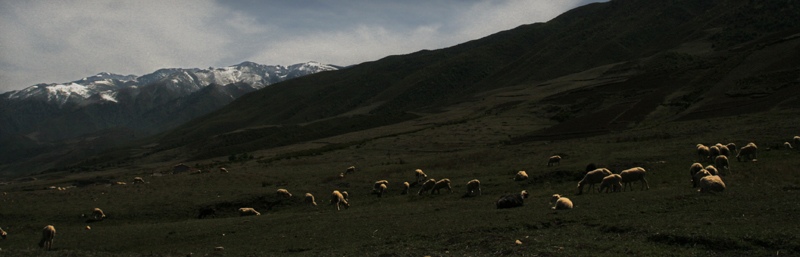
[133,177,145,184]
[548,155,561,167]
[784,142,793,150]
[550,194,573,210]
[704,165,719,176]
[577,168,612,194]
[794,136,800,149]
[372,180,389,194]
[496,190,529,209]
[736,143,758,162]
[220,168,229,173]
[697,144,710,162]
[418,179,436,195]
[693,169,712,188]
[465,179,481,196]
[727,143,738,155]
[39,225,55,250]
[718,144,731,157]
[331,190,349,210]
[431,179,452,194]
[346,166,355,175]
[715,155,731,175]
[238,208,260,216]
[1,226,6,239]
[514,171,529,181]
[377,184,388,198]
[698,175,726,194]
[415,169,427,183]
[599,174,622,193]
[305,193,317,206]
[276,189,292,198]
[709,145,720,159]
[689,163,704,178]
[198,207,216,219]
[91,208,106,220]
[401,182,410,195]
[619,167,649,191]
[341,191,349,201]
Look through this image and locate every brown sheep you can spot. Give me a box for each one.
[92,208,106,220]
[619,167,649,191]
[693,169,711,188]
[550,194,573,210]
[577,168,612,194]
[331,190,349,210]
[465,179,481,196]
[715,155,731,175]
[305,193,317,206]
[689,163,704,178]
[705,165,719,176]
[547,155,561,167]
[418,179,436,195]
[276,189,292,198]
[39,225,55,250]
[736,143,758,162]
[238,208,260,216]
[698,175,726,194]
[414,169,427,183]
[697,144,710,162]
[496,190,529,209]
[431,179,452,194]
[726,143,738,155]
[599,174,622,193]
[514,171,528,181]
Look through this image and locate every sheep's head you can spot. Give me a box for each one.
[550,194,561,204]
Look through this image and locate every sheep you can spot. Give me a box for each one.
[715,155,731,175]
[689,163,704,178]
[709,145,720,159]
[794,136,800,149]
[547,155,561,167]
[736,143,758,162]
[331,190,349,210]
[238,208,260,216]
[401,182,410,195]
[38,225,55,250]
[305,193,317,206]
[346,166,355,174]
[599,174,622,193]
[727,143,738,155]
[693,169,711,188]
[705,165,719,176]
[577,168,612,194]
[276,189,292,198]
[1,226,6,239]
[465,179,481,196]
[431,179,452,194]
[697,144,710,162]
[784,142,793,150]
[133,177,145,184]
[91,208,106,220]
[341,191,349,201]
[415,169,427,183]
[418,179,436,195]
[198,207,216,219]
[220,168,229,173]
[372,180,389,194]
[514,171,529,181]
[496,190,529,209]
[550,194,573,210]
[619,167,649,191]
[717,144,731,157]
[376,184,388,198]
[698,175,726,194]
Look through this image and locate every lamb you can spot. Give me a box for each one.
[305,193,317,206]
[401,182,410,195]
[238,207,260,216]
[331,190,350,210]
[276,189,292,198]
[92,208,106,220]
[550,194,573,210]
[693,169,711,188]
[736,143,758,162]
[599,174,622,193]
[514,171,529,181]
[431,179,452,194]
[372,180,389,194]
[1,226,6,239]
[704,165,719,176]
[697,144,710,162]
[698,175,726,194]
[38,225,55,250]
[547,155,561,166]
[346,166,355,174]
[577,168,612,194]
[784,142,793,150]
[619,167,649,191]
[133,177,145,184]
[465,179,481,196]
[689,163,704,178]
[377,184,388,198]
[418,179,436,195]
[198,207,216,219]
[415,169,427,183]
[496,190,529,209]
[715,155,731,175]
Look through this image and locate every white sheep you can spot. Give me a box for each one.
[577,168,612,194]
[133,177,145,184]
[431,179,452,194]
[550,194,573,210]
[372,180,389,194]
[401,182,410,195]
[704,165,719,176]
[238,208,260,216]
[276,189,292,198]
[689,163,704,178]
[736,143,758,162]
[418,179,436,195]
[693,169,711,188]
[1,226,6,239]
[305,193,317,206]
[698,175,726,194]
[547,155,561,167]
[514,171,529,181]
[496,190,529,209]
[715,155,731,175]
[377,184,388,198]
[465,179,481,196]
[39,225,55,250]
[346,166,356,174]
[784,142,793,150]
[331,190,349,210]
[415,169,427,183]
[697,144,710,162]
[92,208,106,220]
[619,167,649,191]
[599,174,622,193]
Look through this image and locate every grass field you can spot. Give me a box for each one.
[1,108,799,256]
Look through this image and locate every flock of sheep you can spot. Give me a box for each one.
[4,136,797,252]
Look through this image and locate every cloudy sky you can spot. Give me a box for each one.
[0,0,604,93]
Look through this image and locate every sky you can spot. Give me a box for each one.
[0,0,605,93]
